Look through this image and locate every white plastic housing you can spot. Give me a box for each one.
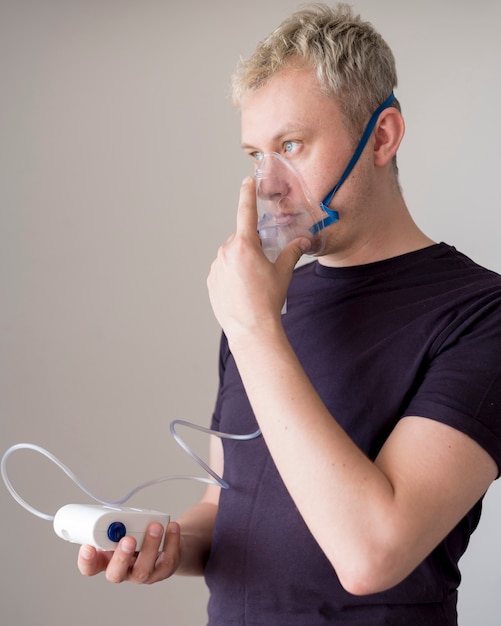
[53,504,170,551]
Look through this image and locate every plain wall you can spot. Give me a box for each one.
[1,1,500,624]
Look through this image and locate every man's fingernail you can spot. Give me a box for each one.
[80,546,93,560]
[121,538,136,554]
[300,239,312,253]
[148,524,163,538]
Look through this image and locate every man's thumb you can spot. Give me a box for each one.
[275,237,311,273]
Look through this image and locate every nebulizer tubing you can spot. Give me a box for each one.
[1,421,262,522]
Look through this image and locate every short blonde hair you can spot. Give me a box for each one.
[232,3,400,138]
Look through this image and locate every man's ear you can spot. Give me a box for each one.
[373,107,405,167]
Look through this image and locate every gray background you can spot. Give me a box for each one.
[1,1,500,624]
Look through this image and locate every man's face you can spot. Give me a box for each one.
[240,65,371,257]
[241,66,357,205]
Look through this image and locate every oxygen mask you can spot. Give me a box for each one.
[255,152,336,262]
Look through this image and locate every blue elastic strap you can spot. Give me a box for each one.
[310,91,396,235]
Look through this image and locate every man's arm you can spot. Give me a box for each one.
[175,436,223,576]
[207,177,498,595]
[229,323,497,594]
[77,436,222,583]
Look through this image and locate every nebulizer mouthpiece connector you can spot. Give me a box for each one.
[255,153,336,262]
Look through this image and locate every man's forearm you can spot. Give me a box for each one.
[175,501,218,576]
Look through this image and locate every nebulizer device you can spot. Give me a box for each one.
[1,421,261,551]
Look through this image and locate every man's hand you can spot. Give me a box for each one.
[207,177,310,343]
[77,521,180,584]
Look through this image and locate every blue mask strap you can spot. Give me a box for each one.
[310,92,395,235]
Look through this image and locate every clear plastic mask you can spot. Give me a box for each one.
[255,152,329,262]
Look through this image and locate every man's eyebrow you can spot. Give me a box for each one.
[241,124,310,150]
[241,140,258,151]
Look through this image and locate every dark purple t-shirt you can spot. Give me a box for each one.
[205,244,501,625]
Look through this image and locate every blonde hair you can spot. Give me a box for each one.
[232,3,400,137]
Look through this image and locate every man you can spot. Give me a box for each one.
[78,4,501,624]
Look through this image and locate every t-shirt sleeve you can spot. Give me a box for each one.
[404,294,501,475]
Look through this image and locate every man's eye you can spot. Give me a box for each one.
[283,141,299,154]
[250,151,264,161]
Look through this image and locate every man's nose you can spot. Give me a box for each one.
[256,172,290,202]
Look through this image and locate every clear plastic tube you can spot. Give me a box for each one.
[1,421,261,522]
